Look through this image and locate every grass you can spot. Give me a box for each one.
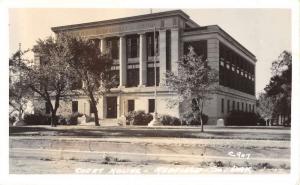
[9,125,290,141]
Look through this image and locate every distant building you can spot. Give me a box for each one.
[34,9,256,124]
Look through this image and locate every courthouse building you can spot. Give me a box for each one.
[36,9,256,124]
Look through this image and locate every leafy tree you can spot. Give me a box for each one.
[264,50,291,124]
[22,36,77,126]
[9,49,32,123]
[60,34,117,126]
[164,47,218,132]
[256,93,275,126]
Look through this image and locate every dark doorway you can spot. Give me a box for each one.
[106,97,117,118]
[148,99,155,113]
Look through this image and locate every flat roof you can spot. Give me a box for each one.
[52,9,199,33]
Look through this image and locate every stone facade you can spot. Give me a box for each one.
[35,10,256,125]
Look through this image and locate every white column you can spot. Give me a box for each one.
[100,38,106,54]
[171,28,179,75]
[119,35,127,87]
[159,29,166,86]
[139,33,147,87]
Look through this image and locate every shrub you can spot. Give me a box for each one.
[125,110,153,125]
[160,115,182,126]
[226,111,258,126]
[66,112,83,125]
[9,116,16,125]
[85,115,95,123]
[23,113,52,125]
[58,116,67,125]
[182,111,208,125]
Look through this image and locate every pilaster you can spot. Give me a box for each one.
[171,28,179,75]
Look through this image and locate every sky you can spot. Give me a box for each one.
[8,8,291,95]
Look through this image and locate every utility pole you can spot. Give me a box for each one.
[148,27,161,126]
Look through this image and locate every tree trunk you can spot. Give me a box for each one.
[89,91,100,126]
[51,110,57,127]
[200,100,204,132]
[51,95,60,127]
[200,112,204,132]
[94,105,100,126]
[18,105,23,121]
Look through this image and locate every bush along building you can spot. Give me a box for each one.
[34,10,256,125]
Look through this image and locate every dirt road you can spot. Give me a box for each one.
[9,136,290,174]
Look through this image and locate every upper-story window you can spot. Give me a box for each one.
[147,32,159,57]
[127,36,139,58]
[107,38,119,60]
[219,42,255,95]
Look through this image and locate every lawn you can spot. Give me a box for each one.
[9,125,290,141]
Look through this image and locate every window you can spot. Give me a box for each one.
[166,30,171,71]
[232,101,235,111]
[109,65,119,87]
[219,42,255,96]
[237,102,240,111]
[246,103,248,112]
[147,62,160,86]
[242,102,244,111]
[148,99,155,113]
[227,100,230,113]
[221,99,224,113]
[127,36,139,58]
[147,33,159,57]
[107,38,119,60]
[128,100,135,112]
[45,102,51,114]
[127,63,139,87]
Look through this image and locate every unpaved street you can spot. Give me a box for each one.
[10,135,290,174]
